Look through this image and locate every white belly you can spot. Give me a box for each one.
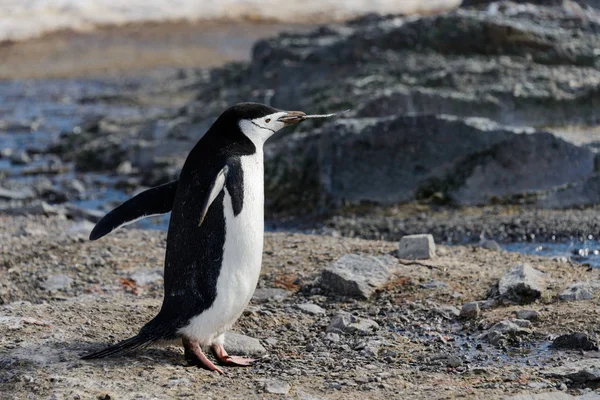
[178,152,264,344]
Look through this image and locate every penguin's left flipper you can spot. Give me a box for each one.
[198,165,229,227]
[89,180,178,241]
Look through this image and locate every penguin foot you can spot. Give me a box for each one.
[211,344,256,367]
[183,338,224,374]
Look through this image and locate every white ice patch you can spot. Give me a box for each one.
[0,0,461,42]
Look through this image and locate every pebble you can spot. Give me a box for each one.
[459,302,480,319]
[10,150,31,165]
[484,320,532,345]
[398,234,436,260]
[42,274,72,292]
[479,240,501,251]
[543,359,600,383]
[297,303,326,315]
[223,332,267,357]
[264,380,291,395]
[516,309,540,321]
[129,269,164,286]
[252,288,291,303]
[435,305,460,319]
[327,311,379,335]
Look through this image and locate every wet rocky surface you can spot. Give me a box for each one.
[2,215,600,398]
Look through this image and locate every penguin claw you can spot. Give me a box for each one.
[211,344,256,367]
[220,356,256,367]
[183,338,224,374]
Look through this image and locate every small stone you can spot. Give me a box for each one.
[320,254,395,299]
[252,288,291,303]
[223,332,266,357]
[480,240,501,251]
[0,187,35,200]
[398,234,436,260]
[327,311,379,334]
[64,179,86,196]
[435,305,460,319]
[559,281,600,301]
[516,310,540,321]
[512,319,533,328]
[447,356,463,368]
[42,274,72,292]
[10,150,31,165]
[263,337,278,347]
[498,264,544,304]
[552,333,599,351]
[116,161,134,175]
[460,302,480,319]
[325,332,340,342]
[264,380,291,395]
[129,269,163,286]
[297,303,326,315]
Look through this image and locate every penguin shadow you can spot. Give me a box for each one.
[2,340,186,372]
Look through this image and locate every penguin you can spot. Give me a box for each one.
[82,102,309,373]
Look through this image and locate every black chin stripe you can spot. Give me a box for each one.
[250,120,276,133]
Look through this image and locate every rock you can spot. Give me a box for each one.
[222,333,266,357]
[479,240,501,252]
[264,380,291,395]
[506,392,581,400]
[324,332,340,342]
[498,264,544,304]
[420,279,448,289]
[515,310,540,321]
[297,303,326,315]
[0,187,35,200]
[559,281,600,301]
[484,320,532,345]
[544,359,600,383]
[4,202,64,217]
[129,269,163,286]
[398,234,436,260]
[42,274,72,292]
[512,319,533,329]
[551,333,599,351]
[435,305,460,319]
[66,220,96,236]
[63,179,86,196]
[327,311,379,335]
[460,302,480,319]
[116,161,134,175]
[320,254,396,299]
[251,288,291,303]
[10,150,31,165]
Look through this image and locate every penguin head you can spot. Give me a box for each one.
[228,102,306,147]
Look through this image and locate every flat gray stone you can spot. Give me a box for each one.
[460,302,480,319]
[516,309,540,321]
[223,332,266,357]
[480,240,501,251]
[327,311,379,335]
[320,254,395,299]
[252,288,291,303]
[435,305,460,319]
[398,234,436,260]
[543,359,600,383]
[559,281,600,301]
[264,380,291,395]
[498,264,545,304]
[297,303,326,315]
[0,187,35,200]
[42,274,72,292]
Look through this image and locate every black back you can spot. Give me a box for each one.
[141,103,278,337]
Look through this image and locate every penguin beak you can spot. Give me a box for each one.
[278,111,306,126]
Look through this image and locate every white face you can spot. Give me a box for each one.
[238,111,290,147]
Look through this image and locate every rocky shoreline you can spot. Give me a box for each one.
[2,215,600,399]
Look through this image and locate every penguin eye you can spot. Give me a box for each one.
[265,118,271,123]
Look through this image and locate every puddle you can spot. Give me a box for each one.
[502,241,600,268]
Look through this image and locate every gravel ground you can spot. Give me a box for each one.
[1,214,600,399]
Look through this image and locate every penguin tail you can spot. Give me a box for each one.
[81,333,158,360]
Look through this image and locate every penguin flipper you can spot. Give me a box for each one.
[89,180,178,241]
[198,165,229,226]
[81,334,158,359]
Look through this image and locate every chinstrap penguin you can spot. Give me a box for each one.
[82,102,310,373]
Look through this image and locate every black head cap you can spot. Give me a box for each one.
[220,102,281,121]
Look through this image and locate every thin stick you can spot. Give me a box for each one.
[303,109,351,119]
